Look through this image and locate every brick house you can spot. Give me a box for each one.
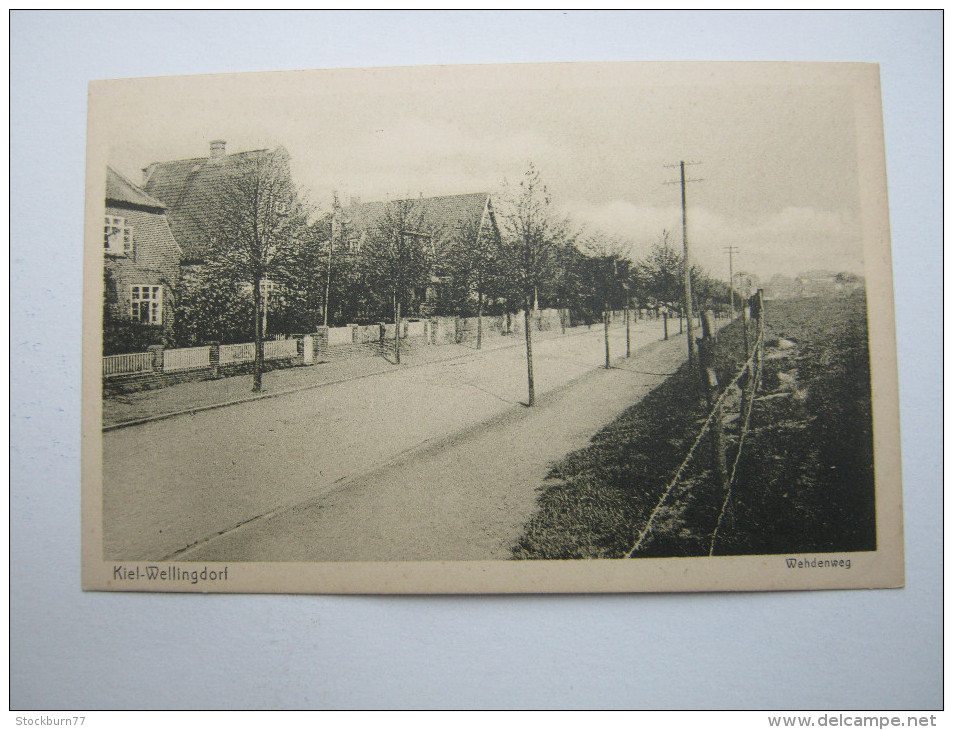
[140,140,294,342]
[103,165,181,354]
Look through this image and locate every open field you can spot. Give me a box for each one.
[512,291,876,559]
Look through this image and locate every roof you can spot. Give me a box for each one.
[345,192,491,236]
[106,165,167,211]
[141,148,277,263]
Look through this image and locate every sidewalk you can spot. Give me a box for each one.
[103,317,678,560]
[102,321,643,429]
[178,330,693,562]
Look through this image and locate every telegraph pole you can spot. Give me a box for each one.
[723,245,739,319]
[665,161,702,366]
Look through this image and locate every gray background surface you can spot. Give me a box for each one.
[10,10,942,709]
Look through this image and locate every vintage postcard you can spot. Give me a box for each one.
[82,61,903,593]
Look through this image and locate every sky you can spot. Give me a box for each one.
[98,61,877,283]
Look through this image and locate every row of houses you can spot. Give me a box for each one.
[103,140,501,353]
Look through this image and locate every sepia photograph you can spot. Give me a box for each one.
[82,60,903,593]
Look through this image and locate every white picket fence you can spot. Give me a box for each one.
[104,338,301,378]
[163,346,212,372]
[264,339,299,360]
[219,342,255,364]
[103,351,153,378]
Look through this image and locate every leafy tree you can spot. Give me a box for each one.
[634,230,683,312]
[580,236,634,367]
[692,269,731,313]
[441,211,505,347]
[360,199,434,363]
[198,148,308,391]
[323,255,366,326]
[277,217,331,334]
[547,239,602,328]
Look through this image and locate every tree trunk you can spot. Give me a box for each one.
[524,300,535,406]
[604,304,611,369]
[394,293,401,365]
[323,238,333,327]
[625,305,631,357]
[252,276,263,392]
[476,290,484,350]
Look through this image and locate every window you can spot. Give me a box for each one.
[104,215,133,255]
[130,285,162,324]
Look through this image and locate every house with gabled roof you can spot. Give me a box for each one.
[103,165,182,353]
[141,140,291,270]
[337,192,496,254]
[139,140,298,342]
[332,191,501,315]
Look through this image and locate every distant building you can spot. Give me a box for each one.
[103,165,181,353]
[764,269,865,299]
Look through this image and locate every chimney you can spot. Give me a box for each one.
[209,139,227,158]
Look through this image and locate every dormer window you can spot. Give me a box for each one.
[104,215,133,256]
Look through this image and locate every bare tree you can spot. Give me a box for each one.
[361,199,434,364]
[204,148,307,392]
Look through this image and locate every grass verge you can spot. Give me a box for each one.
[511,291,876,560]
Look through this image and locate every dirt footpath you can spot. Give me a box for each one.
[179,335,691,562]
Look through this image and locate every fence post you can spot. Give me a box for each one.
[754,289,765,373]
[698,314,729,492]
[663,310,669,341]
[208,341,220,378]
[316,326,329,358]
[700,309,716,342]
[309,332,321,363]
[742,301,750,362]
[739,301,752,427]
[750,290,764,346]
[147,345,164,372]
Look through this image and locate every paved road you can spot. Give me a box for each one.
[103,319,685,560]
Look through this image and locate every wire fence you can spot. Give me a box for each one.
[625,292,766,559]
[708,325,765,556]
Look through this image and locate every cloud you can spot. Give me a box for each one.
[288,116,553,204]
[560,200,864,280]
